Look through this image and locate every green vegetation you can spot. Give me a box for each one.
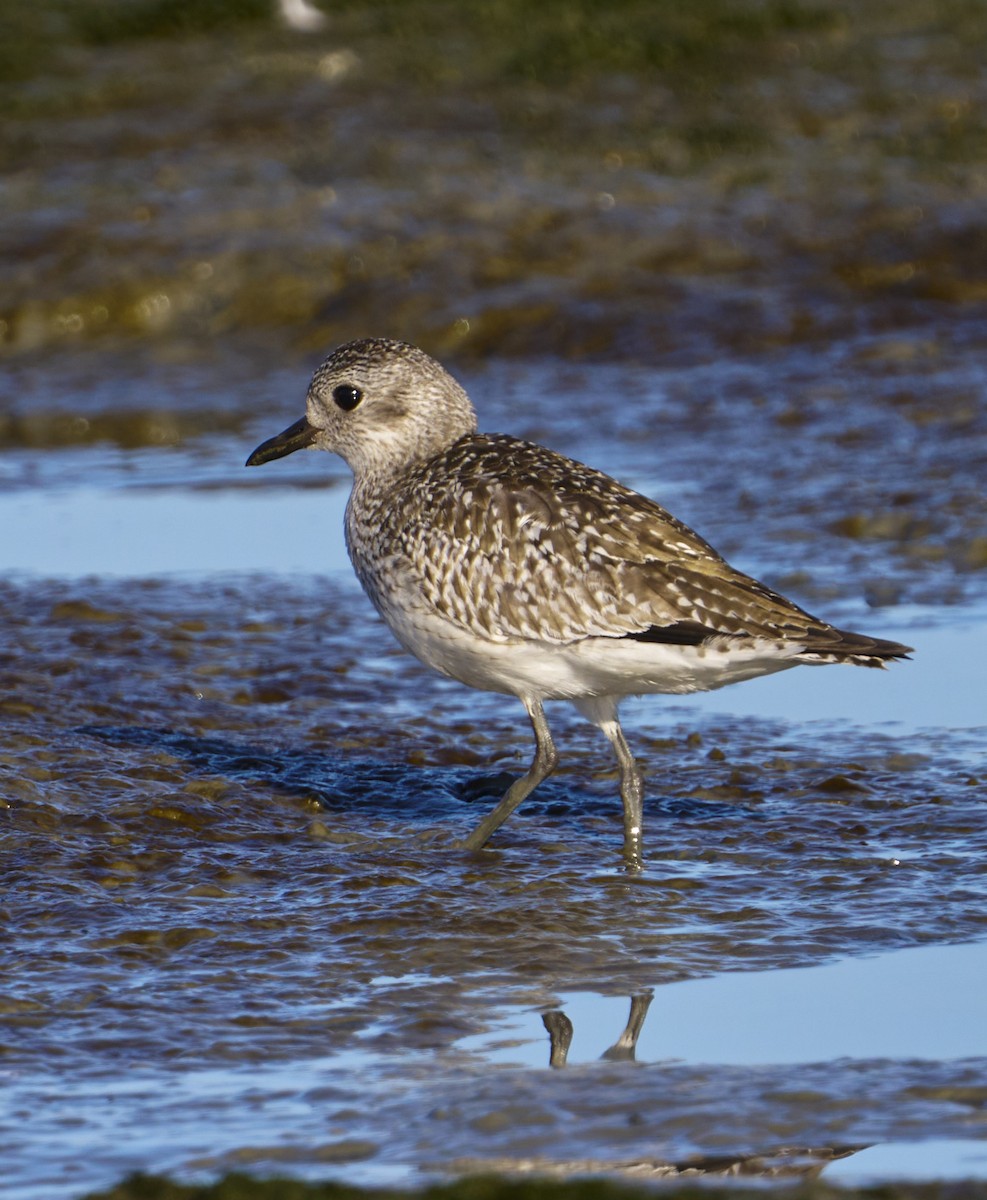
[80,1174,987,1200]
[3,0,987,360]
[0,0,269,81]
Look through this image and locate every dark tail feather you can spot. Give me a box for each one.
[624,619,912,668]
[798,627,913,668]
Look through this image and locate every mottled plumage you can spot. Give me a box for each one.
[248,338,911,862]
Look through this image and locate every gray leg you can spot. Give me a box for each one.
[571,696,645,862]
[601,991,654,1061]
[599,717,645,863]
[462,697,559,851]
[542,1010,574,1068]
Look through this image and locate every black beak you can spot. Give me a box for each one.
[246,417,318,466]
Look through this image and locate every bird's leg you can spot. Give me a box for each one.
[599,717,645,864]
[601,990,654,1061]
[462,697,559,851]
[541,1009,574,1068]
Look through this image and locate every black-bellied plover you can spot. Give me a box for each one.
[247,338,911,861]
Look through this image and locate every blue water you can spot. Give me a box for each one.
[457,939,987,1068]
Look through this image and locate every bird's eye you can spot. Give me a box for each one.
[332,384,363,411]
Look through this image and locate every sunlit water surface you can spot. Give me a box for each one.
[2,347,986,1198]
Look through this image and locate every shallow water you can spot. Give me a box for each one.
[2,343,986,1198]
[460,940,987,1068]
[3,6,987,1192]
[828,1141,987,1187]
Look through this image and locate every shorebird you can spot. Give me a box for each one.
[247,338,910,861]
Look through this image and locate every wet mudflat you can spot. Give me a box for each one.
[2,2,987,1198]
[3,350,986,1198]
[2,572,987,1197]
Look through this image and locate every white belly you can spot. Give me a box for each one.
[377,590,801,702]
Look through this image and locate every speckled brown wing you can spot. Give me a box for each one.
[391,433,837,648]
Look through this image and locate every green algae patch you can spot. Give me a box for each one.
[79,1172,987,1200]
[4,2,987,361]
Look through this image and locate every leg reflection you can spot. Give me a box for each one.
[541,1009,574,1068]
[541,990,654,1069]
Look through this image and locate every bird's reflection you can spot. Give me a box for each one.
[535,991,865,1181]
[542,990,653,1068]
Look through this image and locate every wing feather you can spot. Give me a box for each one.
[388,434,829,645]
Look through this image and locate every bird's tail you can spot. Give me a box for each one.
[797,628,912,668]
